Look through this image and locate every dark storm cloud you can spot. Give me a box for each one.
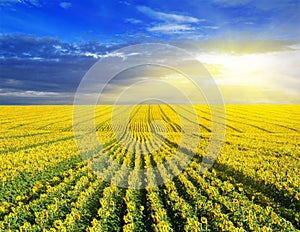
[0,34,127,104]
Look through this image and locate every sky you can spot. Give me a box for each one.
[0,0,299,104]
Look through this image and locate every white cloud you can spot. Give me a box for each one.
[53,44,68,53]
[0,0,40,6]
[0,90,60,97]
[28,0,40,6]
[59,2,72,9]
[125,18,142,24]
[163,74,184,80]
[289,43,300,50]
[84,51,140,60]
[147,24,196,34]
[103,52,140,60]
[203,26,220,30]
[197,49,300,102]
[137,6,201,23]
[136,6,205,35]
[84,52,102,59]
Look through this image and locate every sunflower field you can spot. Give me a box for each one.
[0,105,299,232]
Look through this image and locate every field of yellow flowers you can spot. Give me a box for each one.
[0,105,299,231]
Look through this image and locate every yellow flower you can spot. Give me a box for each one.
[40,211,45,218]
[0,206,6,213]
[53,219,63,229]
[123,214,130,223]
[91,218,98,227]
[74,213,81,220]
[201,217,207,224]
[32,186,39,193]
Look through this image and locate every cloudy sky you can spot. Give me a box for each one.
[0,0,299,104]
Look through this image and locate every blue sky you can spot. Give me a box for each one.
[0,0,299,104]
[1,0,299,42]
